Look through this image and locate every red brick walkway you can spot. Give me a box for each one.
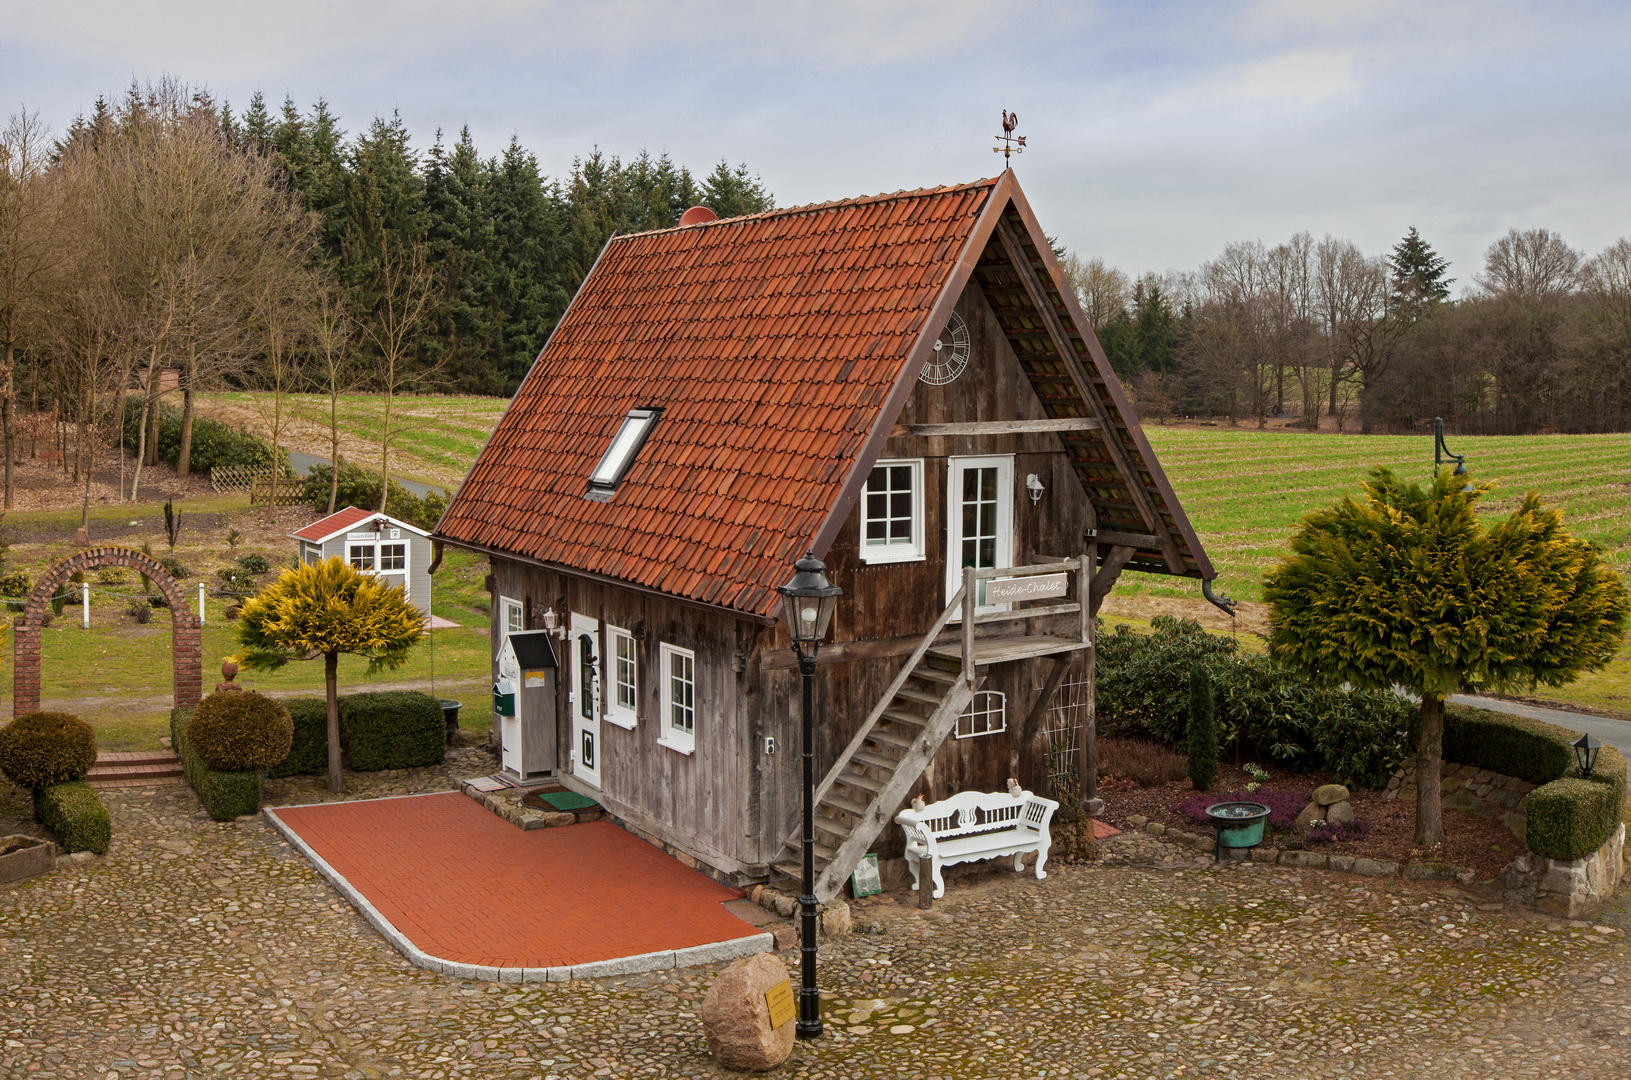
[271,792,761,969]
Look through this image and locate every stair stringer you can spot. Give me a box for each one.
[810,674,976,902]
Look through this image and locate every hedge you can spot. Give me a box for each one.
[269,697,330,777]
[1441,704,1626,861]
[171,707,261,822]
[340,691,445,771]
[0,711,98,789]
[34,781,111,854]
[1096,616,1414,789]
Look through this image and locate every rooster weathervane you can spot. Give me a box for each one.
[993,110,1025,168]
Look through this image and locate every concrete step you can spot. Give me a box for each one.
[85,750,184,787]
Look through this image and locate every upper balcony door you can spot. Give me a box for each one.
[945,455,1014,615]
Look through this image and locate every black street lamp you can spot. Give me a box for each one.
[1434,417,1468,477]
[778,552,842,1041]
[1573,733,1602,779]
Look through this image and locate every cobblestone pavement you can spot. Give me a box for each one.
[3,767,1630,1079]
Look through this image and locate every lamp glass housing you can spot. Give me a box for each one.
[779,554,842,648]
[1573,733,1601,778]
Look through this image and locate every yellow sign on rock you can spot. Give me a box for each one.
[764,979,796,1029]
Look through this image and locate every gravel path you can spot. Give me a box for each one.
[3,771,1629,1078]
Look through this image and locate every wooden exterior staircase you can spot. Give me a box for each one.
[773,559,1092,901]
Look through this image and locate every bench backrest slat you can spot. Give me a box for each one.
[898,788,1058,843]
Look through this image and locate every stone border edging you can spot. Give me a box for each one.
[262,801,773,982]
[1129,818,1466,882]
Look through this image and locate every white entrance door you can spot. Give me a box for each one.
[946,455,1014,614]
[569,613,602,787]
[497,597,524,774]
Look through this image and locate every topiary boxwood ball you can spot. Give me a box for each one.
[187,691,294,773]
[0,711,98,789]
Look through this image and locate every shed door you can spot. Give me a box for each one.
[946,455,1014,614]
[569,613,602,788]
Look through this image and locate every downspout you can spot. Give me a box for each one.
[1202,578,1237,617]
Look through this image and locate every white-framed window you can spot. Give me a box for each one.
[498,596,524,643]
[379,543,406,571]
[956,690,1007,739]
[605,624,638,730]
[658,644,696,755]
[859,458,925,564]
[348,543,375,570]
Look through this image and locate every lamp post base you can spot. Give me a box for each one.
[796,1018,824,1040]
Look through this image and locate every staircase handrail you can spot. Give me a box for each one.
[810,583,970,810]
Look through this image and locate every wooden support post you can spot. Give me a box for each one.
[1079,543,1100,804]
[961,567,975,676]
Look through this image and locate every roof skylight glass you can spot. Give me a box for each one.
[586,407,662,500]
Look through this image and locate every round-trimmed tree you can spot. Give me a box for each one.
[233,556,424,793]
[188,690,294,773]
[0,711,98,789]
[1264,467,1628,845]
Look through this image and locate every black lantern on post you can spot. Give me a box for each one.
[1573,733,1601,779]
[778,552,842,1041]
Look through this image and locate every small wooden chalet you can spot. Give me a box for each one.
[434,172,1221,898]
[292,506,434,616]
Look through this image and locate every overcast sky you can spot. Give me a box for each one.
[4,1,1627,288]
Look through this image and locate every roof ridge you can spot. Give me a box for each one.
[615,177,1000,241]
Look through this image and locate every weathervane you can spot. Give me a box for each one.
[993,110,1025,168]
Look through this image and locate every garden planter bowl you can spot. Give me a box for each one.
[439,699,462,742]
[1205,802,1271,858]
[0,834,57,885]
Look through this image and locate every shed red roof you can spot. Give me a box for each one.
[291,506,377,543]
[436,173,1215,619]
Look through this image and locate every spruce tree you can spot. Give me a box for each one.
[1389,226,1454,315]
[1186,664,1219,792]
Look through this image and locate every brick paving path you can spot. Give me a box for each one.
[270,792,760,969]
[2,773,1629,1078]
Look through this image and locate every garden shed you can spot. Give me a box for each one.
[291,506,433,617]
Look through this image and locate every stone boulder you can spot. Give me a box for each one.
[701,953,796,1071]
[1294,801,1323,828]
[1324,799,1355,824]
[1314,784,1351,806]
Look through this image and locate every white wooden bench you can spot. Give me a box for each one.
[895,787,1059,899]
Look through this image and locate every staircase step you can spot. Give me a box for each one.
[783,838,837,861]
[851,748,902,771]
[813,814,853,840]
[910,666,957,685]
[835,769,885,795]
[894,686,944,706]
[93,750,182,767]
[882,709,927,728]
[821,791,872,818]
[86,750,184,786]
[866,727,914,751]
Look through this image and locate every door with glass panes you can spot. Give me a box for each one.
[568,613,602,787]
[945,456,1014,614]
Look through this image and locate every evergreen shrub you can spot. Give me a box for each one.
[339,691,445,771]
[33,781,111,853]
[1186,665,1218,791]
[269,697,330,777]
[1096,617,1412,788]
[0,711,98,789]
[0,570,29,597]
[121,400,285,473]
[187,691,293,772]
[237,554,271,575]
[301,459,448,531]
[171,707,261,821]
[159,557,190,580]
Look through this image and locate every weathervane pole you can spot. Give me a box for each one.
[993,110,1026,169]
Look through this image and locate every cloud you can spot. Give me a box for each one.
[1184,48,1360,108]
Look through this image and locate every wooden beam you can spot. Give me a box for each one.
[1091,528,1162,550]
[1088,545,1137,614]
[758,632,925,671]
[992,216,1188,575]
[890,418,1104,438]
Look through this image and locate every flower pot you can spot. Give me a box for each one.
[0,834,57,885]
[1205,801,1271,849]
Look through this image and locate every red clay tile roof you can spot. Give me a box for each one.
[436,181,1000,618]
[291,506,377,543]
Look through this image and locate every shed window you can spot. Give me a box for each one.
[348,544,375,570]
[859,459,924,564]
[379,543,406,571]
[658,644,695,754]
[955,690,1007,739]
[605,625,638,730]
[586,407,662,501]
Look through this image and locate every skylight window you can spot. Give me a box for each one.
[586,407,662,500]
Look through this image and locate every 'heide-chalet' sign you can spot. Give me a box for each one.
[985,573,1068,604]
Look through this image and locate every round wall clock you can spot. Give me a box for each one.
[919,311,971,385]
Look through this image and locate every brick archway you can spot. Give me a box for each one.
[12,546,202,716]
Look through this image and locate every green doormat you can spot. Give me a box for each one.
[538,791,599,812]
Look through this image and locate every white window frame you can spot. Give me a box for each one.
[498,596,524,644]
[657,643,696,755]
[956,690,1008,739]
[605,624,639,730]
[348,542,376,570]
[858,458,925,564]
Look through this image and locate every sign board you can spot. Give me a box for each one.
[985,573,1068,604]
[764,979,796,1030]
[850,852,883,899]
[346,531,380,541]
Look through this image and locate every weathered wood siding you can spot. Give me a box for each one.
[489,557,760,878]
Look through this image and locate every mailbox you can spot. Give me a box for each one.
[492,677,517,717]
